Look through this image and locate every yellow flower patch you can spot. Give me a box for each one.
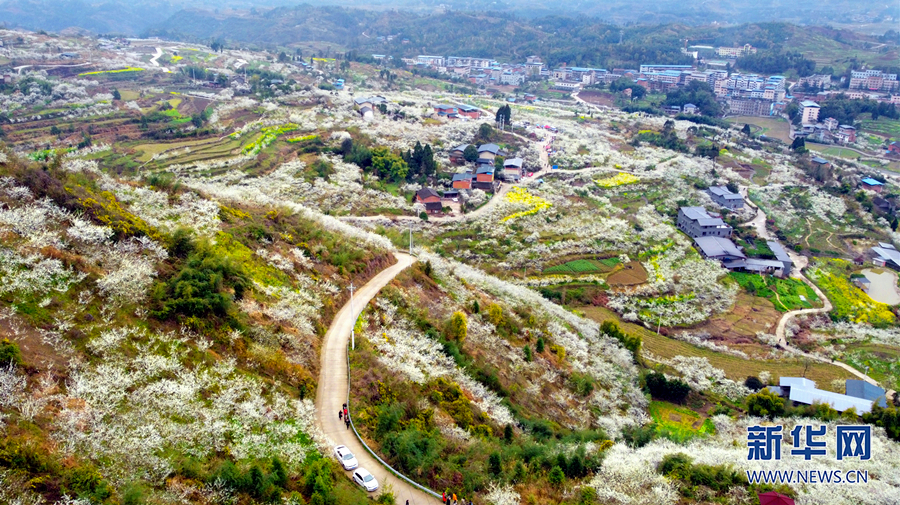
[595,172,640,188]
[78,67,144,76]
[502,187,551,222]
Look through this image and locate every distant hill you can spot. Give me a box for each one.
[1,0,896,37]
[0,0,181,35]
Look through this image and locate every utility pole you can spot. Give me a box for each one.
[349,282,355,350]
[409,224,413,256]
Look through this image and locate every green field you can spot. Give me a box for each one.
[843,345,900,391]
[807,145,861,159]
[728,116,791,143]
[544,257,620,274]
[858,118,900,141]
[649,401,716,442]
[788,30,900,74]
[729,272,820,312]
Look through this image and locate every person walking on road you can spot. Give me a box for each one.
[345,415,350,429]
[338,410,343,421]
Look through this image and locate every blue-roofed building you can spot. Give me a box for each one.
[861,177,885,193]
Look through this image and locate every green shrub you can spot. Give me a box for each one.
[645,372,691,403]
[151,243,250,320]
[548,465,564,486]
[0,338,24,367]
[746,388,785,419]
[489,452,502,476]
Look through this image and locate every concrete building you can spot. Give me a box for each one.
[677,207,733,238]
[849,70,898,92]
[639,64,693,74]
[800,100,820,124]
[707,186,744,209]
[715,44,756,58]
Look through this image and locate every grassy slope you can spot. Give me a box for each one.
[580,306,855,390]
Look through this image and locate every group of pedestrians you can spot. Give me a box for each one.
[338,403,350,429]
[442,491,472,505]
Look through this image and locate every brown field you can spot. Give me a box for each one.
[728,116,792,144]
[607,261,648,286]
[577,90,616,107]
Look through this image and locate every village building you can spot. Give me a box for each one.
[677,207,733,238]
[451,172,474,190]
[415,188,443,214]
[861,177,885,193]
[503,157,524,181]
[871,243,900,270]
[693,236,746,262]
[767,378,881,414]
[707,186,744,209]
[449,144,470,164]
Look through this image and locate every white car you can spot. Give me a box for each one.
[333,445,359,470]
[353,468,379,492]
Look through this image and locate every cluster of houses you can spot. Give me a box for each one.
[768,377,887,414]
[409,143,529,214]
[677,187,794,277]
[793,101,860,145]
[403,54,542,87]
[432,103,481,120]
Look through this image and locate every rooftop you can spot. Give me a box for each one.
[811,156,830,164]
[477,144,500,154]
[800,100,820,107]
[862,177,885,186]
[694,236,746,259]
[708,186,742,200]
[416,188,439,200]
[766,241,793,263]
[788,385,873,414]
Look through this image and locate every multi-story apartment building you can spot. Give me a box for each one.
[726,97,773,116]
[715,44,757,58]
[800,100,820,124]
[639,64,693,74]
[798,74,832,89]
[849,70,899,92]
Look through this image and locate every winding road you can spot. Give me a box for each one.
[741,195,896,401]
[314,253,439,504]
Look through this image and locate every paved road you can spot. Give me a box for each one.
[150,47,170,73]
[743,199,897,402]
[314,253,439,505]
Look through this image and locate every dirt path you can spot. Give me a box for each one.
[314,253,439,504]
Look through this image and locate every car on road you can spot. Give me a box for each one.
[353,468,379,492]
[333,445,358,470]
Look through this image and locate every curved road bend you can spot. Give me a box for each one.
[314,253,439,504]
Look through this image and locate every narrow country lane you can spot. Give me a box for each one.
[314,253,440,505]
